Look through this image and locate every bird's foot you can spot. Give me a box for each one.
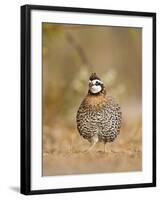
[104,149,116,154]
[104,143,116,154]
[83,147,94,153]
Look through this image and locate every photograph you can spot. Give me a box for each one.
[21,5,156,194]
[0,0,158,199]
[42,23,142,176]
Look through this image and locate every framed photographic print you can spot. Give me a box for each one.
[21,4,156,195]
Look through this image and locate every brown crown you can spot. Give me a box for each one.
[89,73,101,81]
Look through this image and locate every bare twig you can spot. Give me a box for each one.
[65,30,94,69]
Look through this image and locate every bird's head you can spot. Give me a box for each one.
[88,73,105,95]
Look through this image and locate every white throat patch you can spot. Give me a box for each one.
[91,85,102,93]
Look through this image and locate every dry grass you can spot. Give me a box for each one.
[42,107,142,176]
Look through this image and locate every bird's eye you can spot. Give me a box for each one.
[96,81,100,85]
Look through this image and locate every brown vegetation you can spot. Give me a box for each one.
[42,23,142,176]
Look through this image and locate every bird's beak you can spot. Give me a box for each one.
[89,82,94,87]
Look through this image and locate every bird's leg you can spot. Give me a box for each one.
[85,135,98,153]
[86,141,97,152]
[104,142,114,153]
[104,142,107,153]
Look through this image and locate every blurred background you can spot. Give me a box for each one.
[42,23,142,176]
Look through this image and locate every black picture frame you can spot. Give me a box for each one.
[21,4,156,195]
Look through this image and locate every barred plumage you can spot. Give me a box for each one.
[76,73,122,152]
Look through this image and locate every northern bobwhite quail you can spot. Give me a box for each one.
[76,73,122,152]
